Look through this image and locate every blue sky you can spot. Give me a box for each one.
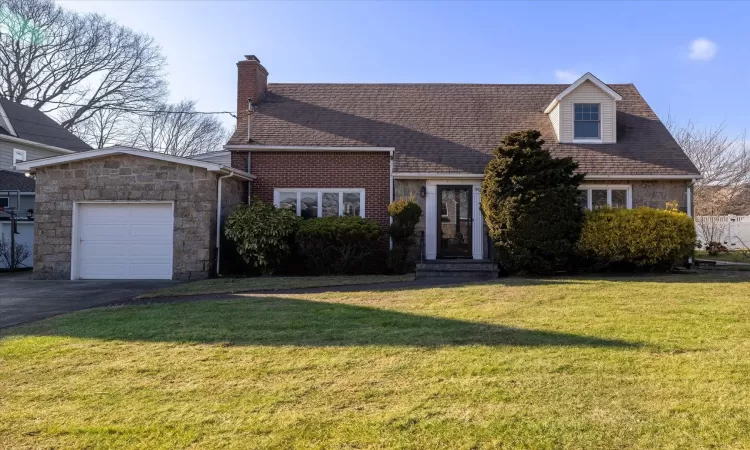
[59,0,749,135]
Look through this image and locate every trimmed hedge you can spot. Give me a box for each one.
[577,207,695,269]
[224,201,299,275]
[388,198,422,274]
[296,216,383,274]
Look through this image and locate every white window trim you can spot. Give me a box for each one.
[572,103,602,143]
[273,188,366,218]
[12,148,27,168]
[579,184,632,210]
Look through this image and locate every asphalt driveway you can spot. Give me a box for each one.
[0,272,178,329]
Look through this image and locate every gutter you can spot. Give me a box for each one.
[224,145,395,153]
[0,134,76,155]
[215,171,235,277]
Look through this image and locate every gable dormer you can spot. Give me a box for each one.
[544,73,622,144]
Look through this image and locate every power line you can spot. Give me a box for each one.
[9,99,238,118]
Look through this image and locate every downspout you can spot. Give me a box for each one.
[687,181,694,267]
[216,171,235,277]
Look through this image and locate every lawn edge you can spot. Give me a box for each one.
[135,274,416,299]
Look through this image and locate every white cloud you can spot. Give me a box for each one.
[554,69,581,83]
[689,38,718,61]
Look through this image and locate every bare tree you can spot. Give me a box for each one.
[0,237,30,269]
[667,118,750,216]
[0,0,167,129]
[67,108,135,149]
[130,101,228,156]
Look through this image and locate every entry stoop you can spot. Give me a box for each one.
[416,260,498,278]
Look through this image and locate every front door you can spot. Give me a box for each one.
[437,186,472,258]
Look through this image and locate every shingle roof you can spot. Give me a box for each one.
[229,83,699,176]
[0,170,35,192]
[0,98,92,152]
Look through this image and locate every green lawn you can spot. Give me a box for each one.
[139,274,415,298]
[3,272,750,449]
[695,250,750,264]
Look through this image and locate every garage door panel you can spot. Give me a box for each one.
[79,204,132,222]
[130,204,173,221]
[79,242,127,258]
[77,203,174,280]
[79,262,128,278]
[79,224,131,240]
[129,243,172,257]
[129,224,173,239]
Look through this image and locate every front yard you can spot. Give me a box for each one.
[2,272,750,448]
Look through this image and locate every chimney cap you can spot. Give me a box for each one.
[244,55,261,62]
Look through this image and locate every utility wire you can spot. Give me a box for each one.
[8,99,238,118]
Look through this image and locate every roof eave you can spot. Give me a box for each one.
[544,72,623,114]
[0,133,77,154]
[15,147,255,181]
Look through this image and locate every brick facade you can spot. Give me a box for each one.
[230,151,250,201]
[244,151,392,227]
[236,55,268,136]
[32,154,245,280]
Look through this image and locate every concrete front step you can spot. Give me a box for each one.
[416,263,496,271]
[416,260,498,278]
[417,270,499,278]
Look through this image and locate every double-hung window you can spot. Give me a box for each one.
[578,185,631,210]
[275,189,365,218]
[574,103,600,140]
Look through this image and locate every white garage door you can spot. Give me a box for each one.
[76,203,174,280]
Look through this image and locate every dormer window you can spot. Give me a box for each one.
[544,73,621,144]
[574,104,600,140]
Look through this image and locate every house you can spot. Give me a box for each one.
[0,98,92,268]
[17,54,700,280]
[226,56,699,262]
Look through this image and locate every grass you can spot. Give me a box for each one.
[3,272,750,448]
[695,250,750,264]
[139,274,415,298]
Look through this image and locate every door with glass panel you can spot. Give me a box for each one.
[437,186,472,259]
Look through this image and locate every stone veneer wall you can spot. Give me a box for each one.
[394,179,427,234]
[33,154,244,280]
[395,178,689,262]
[585,179,690,211]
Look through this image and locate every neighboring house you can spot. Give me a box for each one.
[18,54,700,281]
[0,98,91,268]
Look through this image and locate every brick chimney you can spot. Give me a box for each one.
[236,55,269,132]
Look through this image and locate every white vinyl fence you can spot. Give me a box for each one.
[0,221,34,269]
[695,216,750,250]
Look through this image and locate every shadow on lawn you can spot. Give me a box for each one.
[16,296,641,348]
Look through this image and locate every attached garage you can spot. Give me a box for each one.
[16,147,253,280]
[74,203,174,280]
